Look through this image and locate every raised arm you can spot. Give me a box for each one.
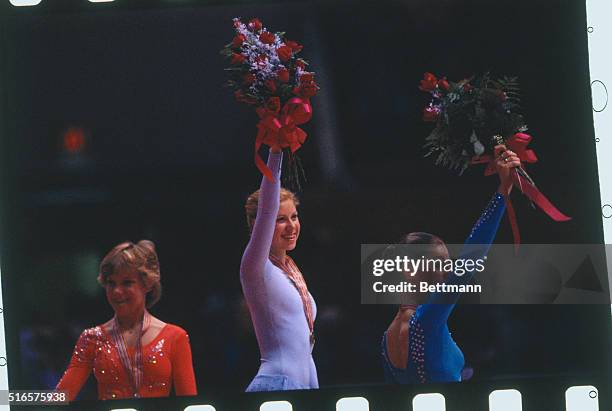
[240,148,283,280]
[420,145,520,324]
[463,144,520,249]
[56,329,96,402]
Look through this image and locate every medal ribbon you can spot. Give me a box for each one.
[111,311,150,397]
[269,254,315,343]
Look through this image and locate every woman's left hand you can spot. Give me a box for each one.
[495,144,521,196]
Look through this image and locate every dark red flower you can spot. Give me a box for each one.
[266,96,281,113]
[232,34,246,48]
[248,18,263,32]
[265,79,277,93]
[299,72,314,84]
[422,106,440,122]
[243,73,256,85]
[481,88,507,108]
[437,78,449,91]
[255,54,267,64]
[295,59,306,70]
[277,45,293,62]
[301,82,318,97]
[277,68,290,83]
[419,72,438,92]
[285,40,303,53]
[231,53,246,65]
[259,31,276,45]
[293,82,318,98]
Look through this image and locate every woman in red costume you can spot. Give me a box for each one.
[56,240,197,401]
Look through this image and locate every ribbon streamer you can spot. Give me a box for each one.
[254,97,312,181]
[472,132,571,247]
[511,171,571,222]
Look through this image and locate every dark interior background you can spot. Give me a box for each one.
[0,0,610,400]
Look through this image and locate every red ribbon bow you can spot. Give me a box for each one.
[254,97,312,181]
[471,132,538,175]
[471,133,571,248]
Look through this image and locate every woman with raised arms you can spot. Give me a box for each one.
[240,146,318,392]
[382,145,520,383]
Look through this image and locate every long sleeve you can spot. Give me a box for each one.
[56,329,96,402]
[171,329,197,396]
[419,192,506,326]
[240,150,283,281]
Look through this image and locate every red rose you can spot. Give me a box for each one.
[419,72,438,92]
[276,68,290,83]
[243,73,256,85]
[293,82,317,98]
[231,53,246,65]
[277,45,293,62]
[259,31,276,45]
[265,79,277,93]
[266,96,281,113]
[248,18,263,32]
[422,106,439,122]
[295,59,306,70]
[437,78,449,91]
[299,72,314,84]
[285,40,303,53]
[301,82,318,97]
[232,34,246,48]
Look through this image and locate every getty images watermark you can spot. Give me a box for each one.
[361,244,612,304]
[372,253,486,294]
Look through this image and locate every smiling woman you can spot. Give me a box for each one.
[56,241,197,401]
[240,147,318,392]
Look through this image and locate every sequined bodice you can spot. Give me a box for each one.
[382,192,506,384]
[57,323,197,400]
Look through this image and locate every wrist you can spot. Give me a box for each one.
[497,182,512,196]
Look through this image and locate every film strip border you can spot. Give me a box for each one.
[0,380,607,410]
[586,0,612,320]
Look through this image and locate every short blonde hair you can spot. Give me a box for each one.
[97,240,162,309]
[245,188,299,231]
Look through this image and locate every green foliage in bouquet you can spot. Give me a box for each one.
[420,72,527,174]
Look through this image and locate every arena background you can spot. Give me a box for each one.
[0,0,610,401]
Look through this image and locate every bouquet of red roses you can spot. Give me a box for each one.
[419,72,570,245]
[419,72,526,174]
[221,17,318,182]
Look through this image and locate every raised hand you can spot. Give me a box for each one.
[494,144,521,196]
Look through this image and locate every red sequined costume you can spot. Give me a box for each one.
[57,324,197,401]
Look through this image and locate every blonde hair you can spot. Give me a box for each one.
[245,188,299,231]
[97,240,162,309]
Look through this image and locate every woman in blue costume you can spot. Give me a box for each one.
[382,144,521,383]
